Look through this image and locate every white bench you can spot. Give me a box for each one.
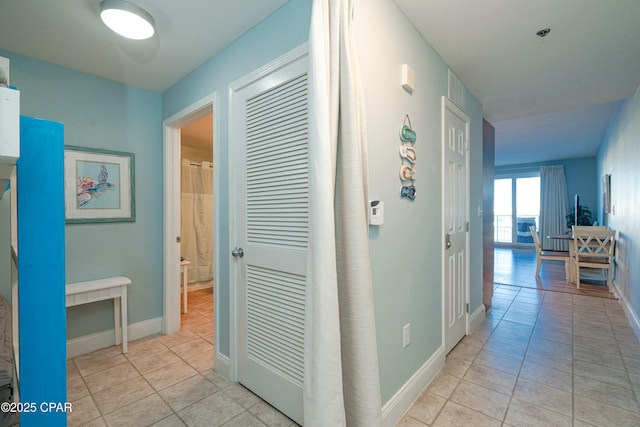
[66,276,131,354]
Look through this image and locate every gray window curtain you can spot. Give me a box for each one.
[540,165,568,251]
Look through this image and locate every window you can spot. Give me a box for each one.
[494,174,540,245]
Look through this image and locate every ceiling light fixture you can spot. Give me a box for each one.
[536,28,551,38]
[100,0,155,40]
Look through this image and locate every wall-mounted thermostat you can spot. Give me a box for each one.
[369,200,384,225]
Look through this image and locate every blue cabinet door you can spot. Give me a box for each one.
[17,116,66,426]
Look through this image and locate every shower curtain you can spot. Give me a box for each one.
[181,159,214,283]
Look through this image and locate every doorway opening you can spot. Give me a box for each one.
[179,114,214,339]
[163,94,220,375]
[493,174,540,246]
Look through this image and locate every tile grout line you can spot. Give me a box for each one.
[501,285,545,426]
[499,285,525,426]
[606,300,640,414]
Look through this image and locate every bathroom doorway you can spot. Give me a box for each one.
[162,93,220,376]
[179,114,214,340]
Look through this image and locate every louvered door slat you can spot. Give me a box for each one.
[244,71,307,382]
[245,73,308,250]
[246,75,307,115]
[246,99,307,131]
[246,187,308,197]
[246,134,307,158]
[234,48,307,425]
[246,265,305,386]
[247,164,307,182]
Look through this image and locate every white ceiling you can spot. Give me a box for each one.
[0,0,287,93]
[2,1,639,166]
[394,0,640,165]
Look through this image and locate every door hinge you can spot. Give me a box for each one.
[466,303,469,313]
[466,221,469,232]
[176,236,181,243]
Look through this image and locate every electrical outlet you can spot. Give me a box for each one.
[403,324,410,348]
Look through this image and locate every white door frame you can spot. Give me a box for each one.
[162,93,220,346]
[441,96,471,349]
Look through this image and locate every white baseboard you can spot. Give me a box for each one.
[616,285,640,343]
[214,352,231,379]
[470,304,486,332]
[67,317,162,358]
[381,345,445,427]
[380,305,484,426]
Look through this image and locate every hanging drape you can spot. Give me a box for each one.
[539,165,568,251]
[305,0,382,425]
[181,159,214,282]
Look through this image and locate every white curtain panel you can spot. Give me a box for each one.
[181,159,214,282]
[305,0,382,425]
[540,165,569,251]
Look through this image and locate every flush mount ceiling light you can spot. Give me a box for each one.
[536,28,551,38]
[100,0,155,40]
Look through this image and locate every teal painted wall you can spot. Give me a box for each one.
[597,88,640,320]
[0,49,163,339]
[562,157,598,216]
[355,0,484,404]
[161,0,313,357]
[0,194,9,301]
[164,0,485,405]
[496,156,599,226]
[1,0,489,411]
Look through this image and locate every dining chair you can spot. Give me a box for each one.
[530,226,569,277]
[571,226,616,291]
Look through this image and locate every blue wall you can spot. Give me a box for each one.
[597,88,640,326]
[0,49,163,339]
[163,0,485,405]
[356,0,484,403]
[161,0,312,358]
[2,0,489,415]
[0,194,9,301]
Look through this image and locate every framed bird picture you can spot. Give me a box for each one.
[64,146,135,223]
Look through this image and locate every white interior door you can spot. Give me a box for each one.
[230,48,308,425]
[443,98,470,354]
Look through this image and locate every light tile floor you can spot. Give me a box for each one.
[69,284,640,426]
[398,284,640,426]
[67,288,296,427]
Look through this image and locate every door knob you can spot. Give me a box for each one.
[232,247,244,258]
[445,234,452,249]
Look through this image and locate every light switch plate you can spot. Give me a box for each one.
[403,323,410,348]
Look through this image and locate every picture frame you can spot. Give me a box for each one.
[602,173,611,214]
[64,146,135,223]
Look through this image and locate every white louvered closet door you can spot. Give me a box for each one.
[231,49,307,425]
